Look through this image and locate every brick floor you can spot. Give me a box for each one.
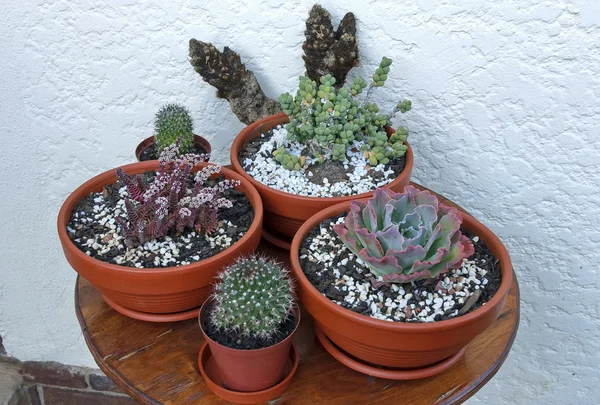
[1,355,139,405]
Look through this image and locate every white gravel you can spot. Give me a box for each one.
[68,186,241,268]
[301,216,492,323]
[243,126,398,197]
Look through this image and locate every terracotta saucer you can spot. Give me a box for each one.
[197,342,299,404]
[261,228,292,250]
[102,295,201,322]
[315,327,466,380]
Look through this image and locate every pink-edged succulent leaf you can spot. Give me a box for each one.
[334,187,474,284]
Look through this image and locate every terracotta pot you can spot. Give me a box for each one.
[57,161,263,315]
[290,200,513,369]
[199,299,300,392]
[230,112,414,241]
[135,134,212,161]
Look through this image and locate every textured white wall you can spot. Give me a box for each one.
[1,0,599,403]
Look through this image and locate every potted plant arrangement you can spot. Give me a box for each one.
[57,140,263,322]
[231,57,414,248]
[135,103,212,161]
[290,186,513,379]
[198,256,300,403]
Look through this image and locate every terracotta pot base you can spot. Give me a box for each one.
[198,342,299,404]
[315,327,466,380]
[102,295,201,322]
[261,228,292,250]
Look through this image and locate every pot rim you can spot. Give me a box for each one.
[198,297,301,355]
[290,199,513,332]
[230,112,414,204]
[135,134,212,161]
[57,161,263,277]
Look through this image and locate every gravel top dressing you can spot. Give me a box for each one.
[139,142,207,161]
[67,173,253,268]
[300,215,501,323]
[241,126,406,197]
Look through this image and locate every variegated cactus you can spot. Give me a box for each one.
[333,186,474,283]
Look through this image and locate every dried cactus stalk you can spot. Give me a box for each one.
[188,39,281,125]
[302,4,359,88]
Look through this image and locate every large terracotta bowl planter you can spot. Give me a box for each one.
[57,161,263,318]
[135,134,212,161]
[230,112,414,242]
[290,199,513,369]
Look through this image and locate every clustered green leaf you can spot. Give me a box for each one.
[276,56,412,170]
[154,103,194,154]
[210,256,295,339]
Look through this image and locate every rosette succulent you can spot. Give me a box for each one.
[333,186,474,283]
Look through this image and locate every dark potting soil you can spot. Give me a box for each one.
[139,142,207,161]
[201,302,298,350]
[299,214,502,322]
[67,172,253,268]
[240,129,406,188]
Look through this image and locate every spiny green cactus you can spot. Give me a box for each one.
[210,256,295,339]
[154,103,194,154]
[276,56,412,169]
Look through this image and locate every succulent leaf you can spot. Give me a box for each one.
[333,187,474,283]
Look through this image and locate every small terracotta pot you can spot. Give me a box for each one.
[135,134,212,161]
[230,113,414,241]
[57,161,263,315]
[290,200,513,369]
[199,299,300,392]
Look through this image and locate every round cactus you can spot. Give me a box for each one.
[154,103,194,154]
[210,256,295,339]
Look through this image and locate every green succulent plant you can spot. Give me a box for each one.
[276,57,412,170]
[209,256,295,339]
[154,103,194,154]
[333,187,475,284]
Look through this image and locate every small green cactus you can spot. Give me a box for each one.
[155,103,194,154]
[210,256,295,339]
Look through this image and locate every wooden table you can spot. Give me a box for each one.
[75,189,519,405]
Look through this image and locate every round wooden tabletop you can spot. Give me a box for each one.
[74,186,519,405]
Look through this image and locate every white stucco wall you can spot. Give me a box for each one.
[1,0,599,403]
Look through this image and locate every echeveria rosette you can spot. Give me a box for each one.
[333,186,474,284]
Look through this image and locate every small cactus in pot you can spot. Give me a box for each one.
[154,103,194,154]
[199,256,299,393]
[209,256,296,343]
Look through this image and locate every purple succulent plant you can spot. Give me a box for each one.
[115,142,240,247]
[333,186,474,284]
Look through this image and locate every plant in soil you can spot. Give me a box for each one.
[116,142,238,246]
[300,187,502,323]
[276,56,412,170]
[240,57,413,198]
[67,141,252,268]
[333,186,474,284]
[204,256,296,350]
